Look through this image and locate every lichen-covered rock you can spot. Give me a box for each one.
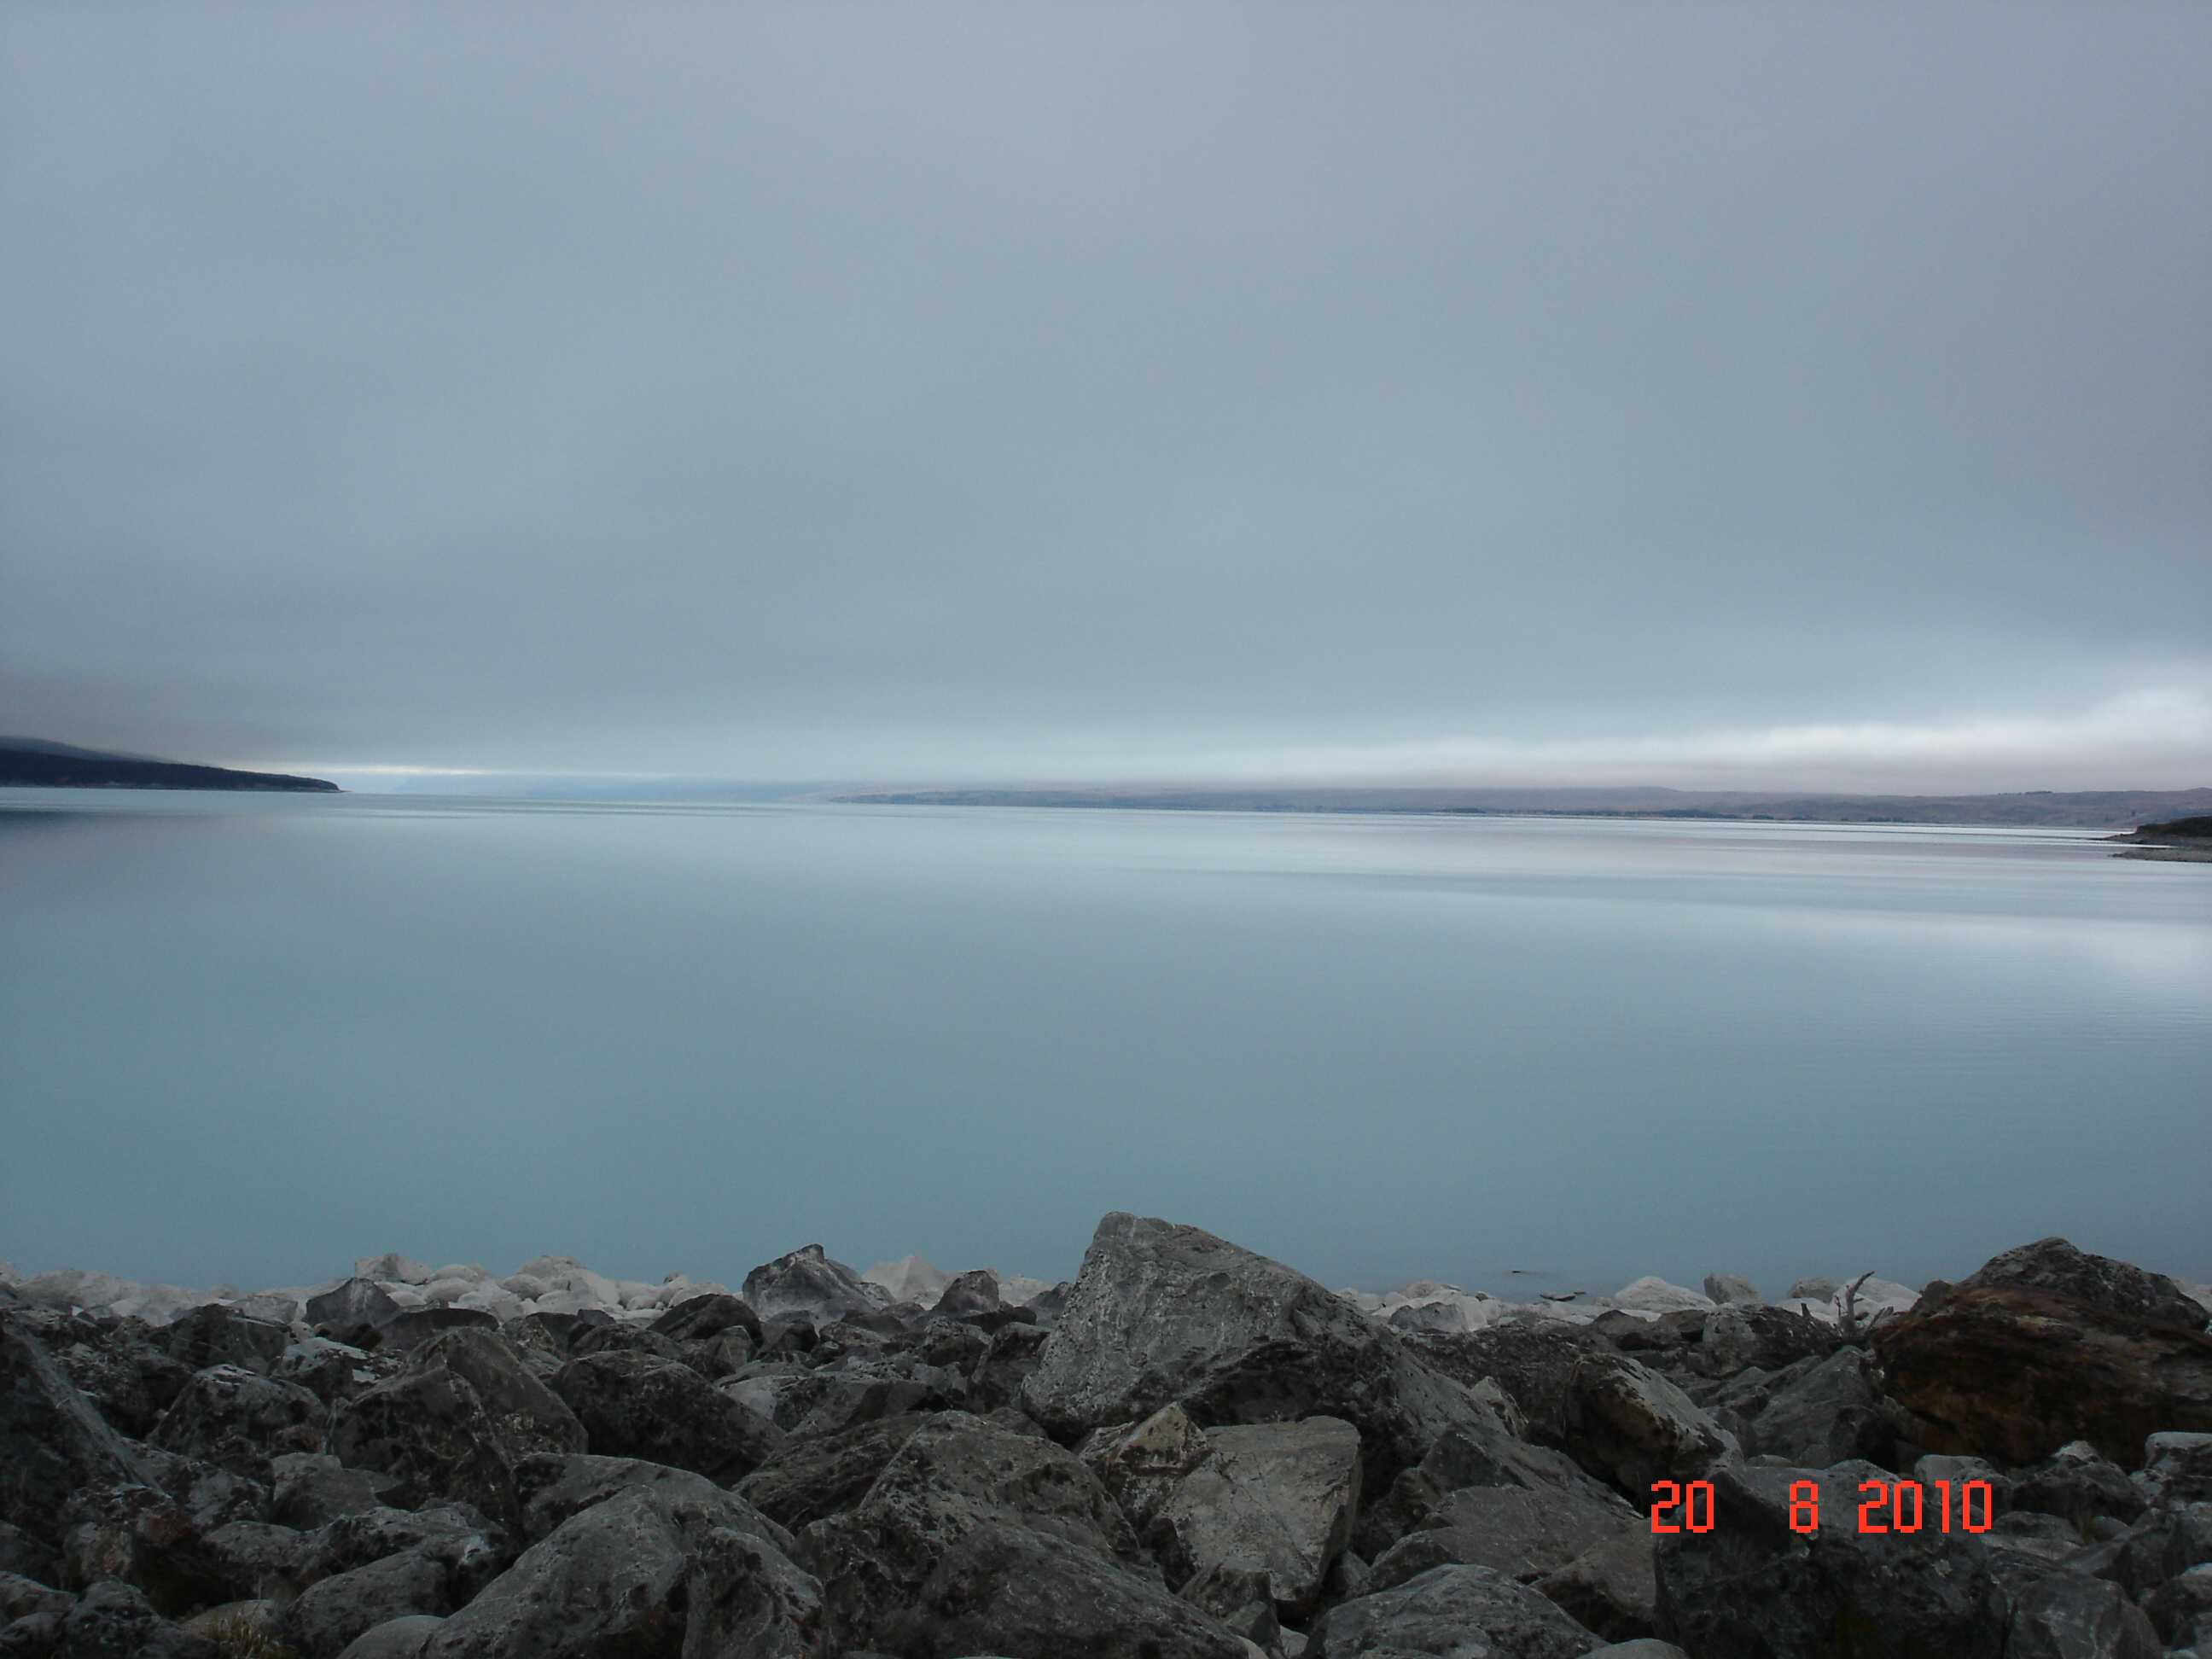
[2012,1441,2149,1526]
[162,1307,289,1377]
[1653,1459,2010,1657]
[2141,1432,2212,1505]
[733,1412,930,1533]
[271,1453,404,1530]
[511,1453,792,1556]
[332,1371,520,1527]
[796,1410,1152,1652]
[2005,1572,2162,1659]
[549,1353,785,1483]
[405,1330,585,1461]
[1145,1417,1361,1615]
[0,1313,155,1539]
[1309,1563,1604,1657]
[151,1365,327,1481]
[420,1483,820,1658]
[1874,1241,2212,1467]
[1022,1214,1505,1499]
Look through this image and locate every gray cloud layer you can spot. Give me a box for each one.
[4,3,2208,788]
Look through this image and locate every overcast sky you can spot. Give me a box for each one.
[3,3,2208,792]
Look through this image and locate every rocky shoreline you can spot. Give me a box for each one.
[4,1222,2209,1657]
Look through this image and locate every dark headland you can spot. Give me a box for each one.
[2107,815,2212,863]
[0,738,338,794]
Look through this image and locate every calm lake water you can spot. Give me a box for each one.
[3,789,2208,1301]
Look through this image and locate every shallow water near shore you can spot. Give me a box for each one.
[3,789,2208,1300]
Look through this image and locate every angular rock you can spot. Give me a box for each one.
[300,1504,510,1596]
[307,1280,405,1342]
[936,1270,1001,1318]
[1022,1214,1505,1499]
[332,1371,520,1527]
[2013,1441,2150,1526]
[1690,1304,1841,1380]
[1372,1480,1638,1592]
[870,1519,1249,1659]
[420,1483,820,1658]
[1402,1321,1604,1447]
[1563,1352,1738,1496]
[647,1293,762,1345]
[1747,1348,1898,1466]
[405,1330,585,1460]
[2146,1565,2212,1647]
[796,1410,1150,1651]
[58,1480,242,1616]
[861,1254,952,1308]
[201,1519,310,1604]
[271,1451,406,1530]
[2142,1432,2212,1505]
[2004,1572,2162,1658]
[1872,1249,2212,1465]
[162,1306,289,1377]
[0,1313,155,1538]
[1789,1277,1842,1303]
[1353,1414,1602,1563]
[1146,1417,1361,1615]
[1309,1563,1604,1657]
[550,1352,785,1483]
[742,1244,892,1325]
[1082,1404,1217,1535]
[280,1549,452,1659]
[151,1365,327,1480]
[1179,1557,1280,1649]
[733,1412,929,1532]
[1534,1528,1658,1642]
[512,1453,792,1556]
[1653,1458,2010,1657]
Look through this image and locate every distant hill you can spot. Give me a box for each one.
[830,784,2212,830]
[0,739,339,794]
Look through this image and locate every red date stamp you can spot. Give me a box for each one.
[1650,1478,1995,1534]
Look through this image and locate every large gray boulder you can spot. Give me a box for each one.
[332,1371,521,1528]
[741,1245,892,1325]
[419,1483,820,1658]
[151,1365,328,1481]
[279,1549,453,1659]
[1309,1563,1604,1657]
[550,1352,785,1482]
[335,1615,445,1659]
[271,1453,404,1530]
[1960,1237,2208,1329]
[1562,1352,1738,1496]
[1371,1480,1639,1592]
[1145,1416,1361,1615]
[306,1280,405,1342]
[1022,1214,1505,1498]
[404,1330,585,1461]
[1534,1528,1659,1642]
[1653,1458,2011,1657]
[162,1306,290,1376]
[795,1410,1155,1652]
[733,1412,929,1532]
[1746,1347,1898,1466]
[866,1518,1250,1659]
[511,1453,793,1554]
[2005,1573,2162,1659]
[1,1313,155,1539]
